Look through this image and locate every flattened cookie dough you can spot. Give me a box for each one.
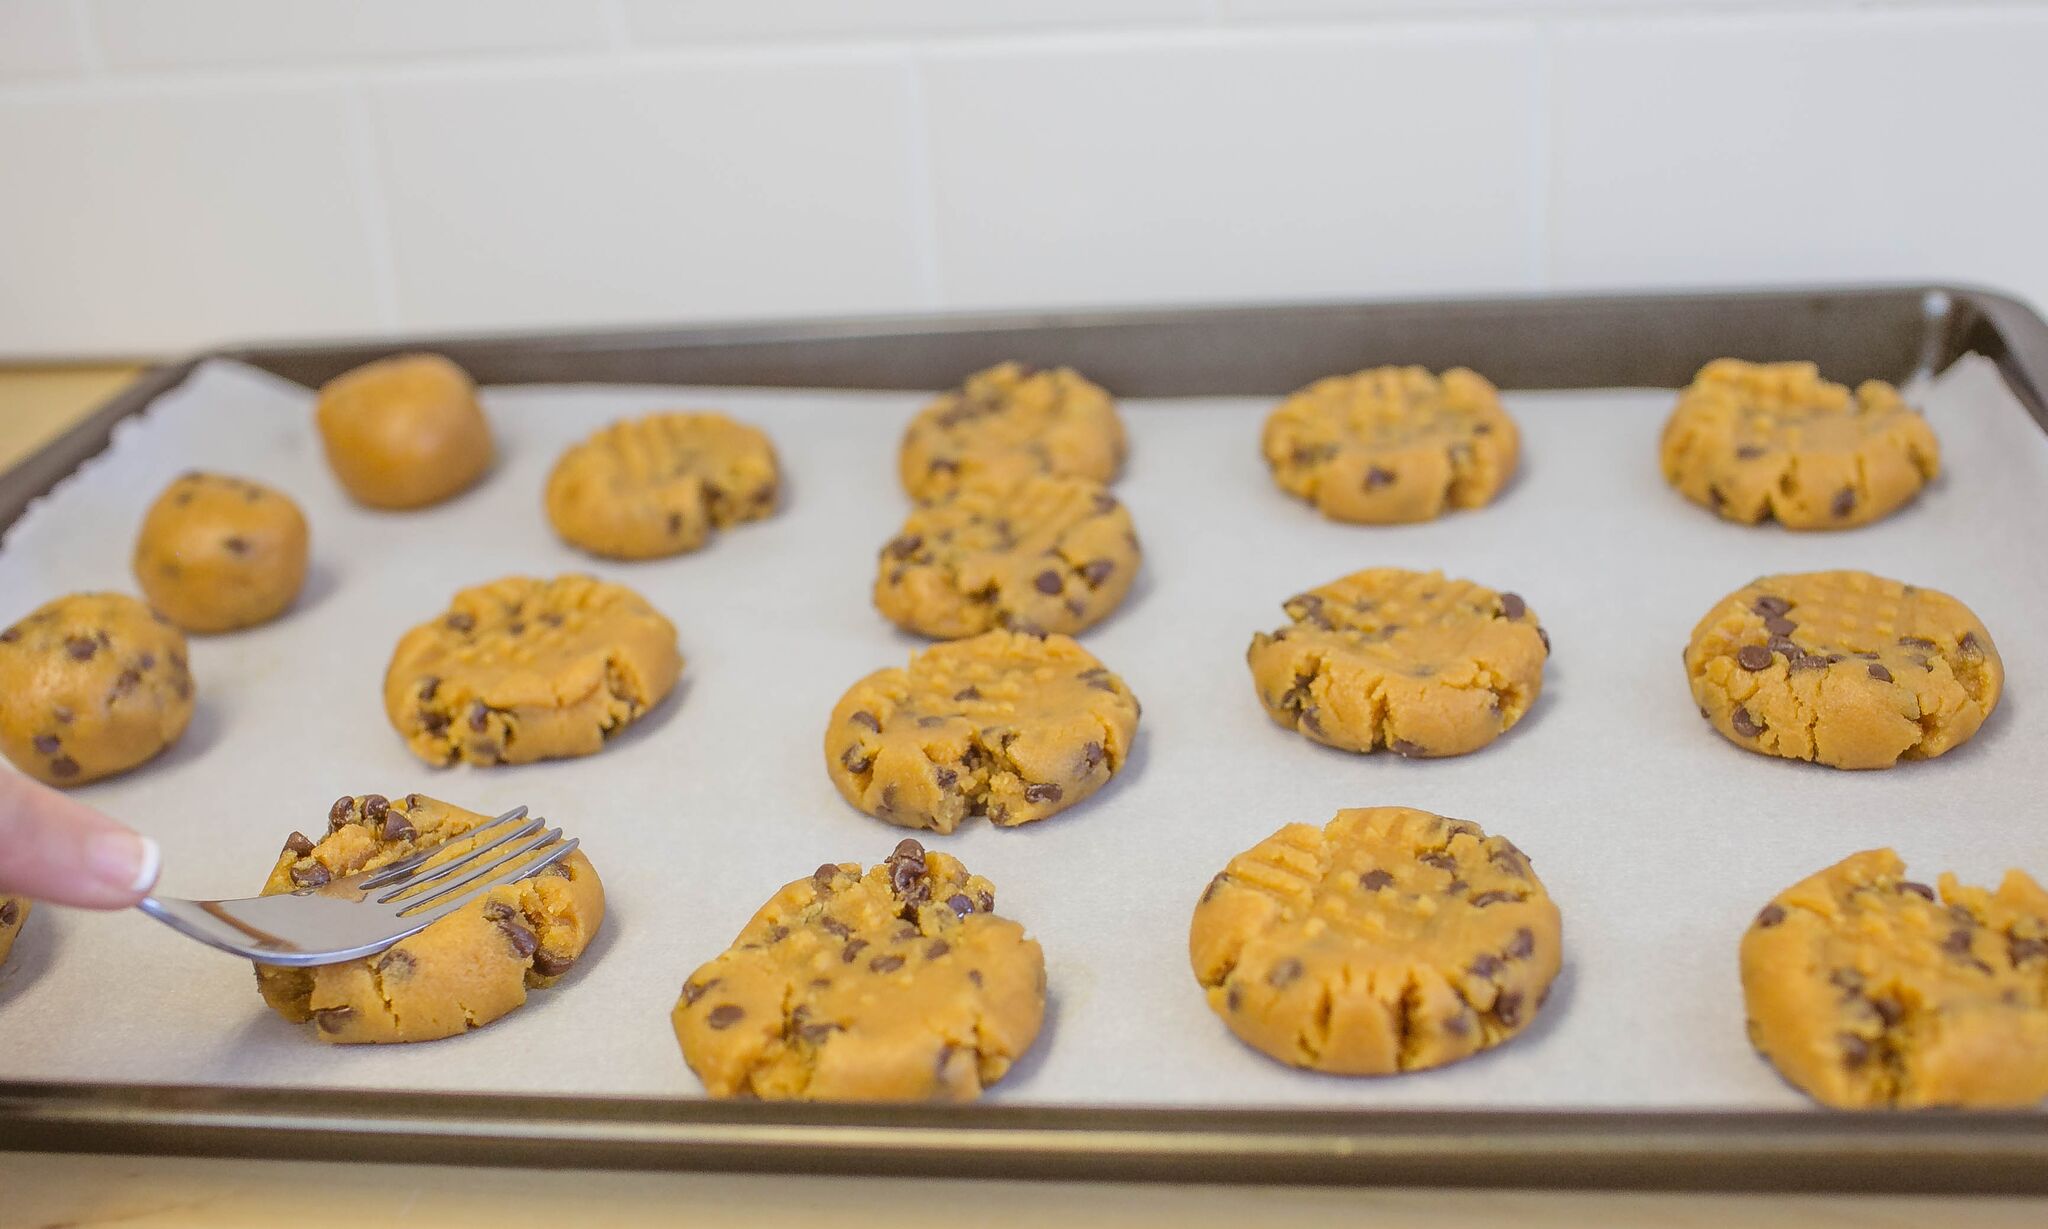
[316,353,494,510]
[1262,367,1519,524]
[875,473,1140,639]
[1247,568,1547,758]
[673,839,1045,1100]
[384,574,681,766]
[545,411,780,560]
[1661,359,1940,529]
[1191,807,1561,1075]
[0,593,194,787]
[899,362,1127,503]
[1684,571,2000,770]
[1742,849,2048,1108]
[826,630,1140,832]
[0,897,27,969]
[133,471,310,633]
[256,793,604,1044]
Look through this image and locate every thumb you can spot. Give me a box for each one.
[0,771,160,908]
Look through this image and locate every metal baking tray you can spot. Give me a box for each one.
[3,286,2047,1191]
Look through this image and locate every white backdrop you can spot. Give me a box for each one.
[1,0,2045,357]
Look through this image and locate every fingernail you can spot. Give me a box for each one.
[88,832,160,895]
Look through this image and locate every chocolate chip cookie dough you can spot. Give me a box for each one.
[874,473,1140,639]
[1661,359,1940,529]
[316,353,494,510]
[1261,366,1519,524]
[0,594,194,787]
[826,631,1140,832]
[1742,849,2048,1109]
[0,898,27,969]
[1191,807,1561,1075]
[545,411,780,560]
[132,471,310,633]
[1684,571,2001,770]
[384,574,681,767]
[899,362,1127,503]
[1246,568,1548,758]
[256,793,604,1044]
[673,839,1046,1100]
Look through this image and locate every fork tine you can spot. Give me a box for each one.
[376,815,544,903]
[359,806,529,890]
[397,835,576,923]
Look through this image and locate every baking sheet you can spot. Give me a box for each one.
[0,355,2043,1111]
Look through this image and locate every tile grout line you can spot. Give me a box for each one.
[341,79,404,333]
[900,54,946,311]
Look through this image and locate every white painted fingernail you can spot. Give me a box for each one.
[128,836,161,893]
[87,831,159,895]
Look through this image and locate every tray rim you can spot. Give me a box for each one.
[4,282,2048,1189]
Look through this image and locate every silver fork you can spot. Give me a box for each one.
[135,806,577,967]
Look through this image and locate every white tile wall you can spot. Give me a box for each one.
[2,1,2046,357]
[0,1,87,80]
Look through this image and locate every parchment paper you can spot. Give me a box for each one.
[1,355,2043,1110]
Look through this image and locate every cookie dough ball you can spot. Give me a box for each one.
[0,594,194,787]
[875,473,1140,640]
[1247,569,1549,758]
[0,897,27,969]
[132,471,309,633]
[384,574,682,767]
[1661,359,1940,529]
[1262,366,1519,524]
[1742,849,2048,1108]
[1684,571,2001,770]
[545,411,780,560]
[1191,807,1561,1075]
[255,793,604,1044]
[673,839,1045,1100]
[826,630,1140,833]
[315,353,493,510]
[899,362,1126,503]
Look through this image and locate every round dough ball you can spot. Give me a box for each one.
[0,593,194,786]
[133,471,309,633]
[315,353,493,510]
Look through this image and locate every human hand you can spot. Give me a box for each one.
[0,771,159,907]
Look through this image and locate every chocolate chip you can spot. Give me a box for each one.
[1226,984,1243,1011]
[1536,626,1550,653]
[1033,570,1062,595]
[222,535,251,556]
[2010,937,2048,965]
[954,686,982,701]
[1364,466,1395,489]
[1080,741,1104,772]
[420,710,450,734]
[976,889,993,912]
[870,954,907,974]
[1358,869,1394,891]
[47,755,79,779]
[1762,615,1796,637]
[138,652,155,670]
[64,636,96,661]
[31,733,59,754]
[1498,592,1526,621]
[885,534,922,560]
[312,1007,355,1034]
[1831,487,1857,518]
[934,766,958,788]
[1736,645,1773,671]
[328,796,354,829]
[375,948,416,977]
[1755,903,1786,928]
[680,978,719,1006]
[1942,929,1975,958]
[490,917,537,960]
[1899,636,1936,650]
[1022,782,1062,805]
[1494,991,1524,1027]
[797,1019,840,1045]
[1390,739,1427,758]
[1469,954,1502,979]
[1959,631,1983,654]
[814,863,841,886]
[0,628,18,644]
[1788,652,1827,673]
[1469,891,1516,907]
[946,894,975,916]
[533,949,575,977]
[892,837,925,862]
[1268,958,1304,987]
[1839,1033,1871,1068]
[1730,706,1763,738]
[482,901,514,922]
[1735,443,1766,460]
[850,710,880,732]
[1091,491,1118,514]
[1868,663,1894,683]
[382,812,416,841]
[446,612,474,632]
[707,1004,746,1030]
[291,861,331,889]
[0,901,15,926]
[1506,927,1535,959]
[840,746,873,774]
[841,939,869,964]
[1753,595,1792,617]
[1897,881,1934,901]
[468,702,489,732]
[284,831,316,856]
[361,794,389,824]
